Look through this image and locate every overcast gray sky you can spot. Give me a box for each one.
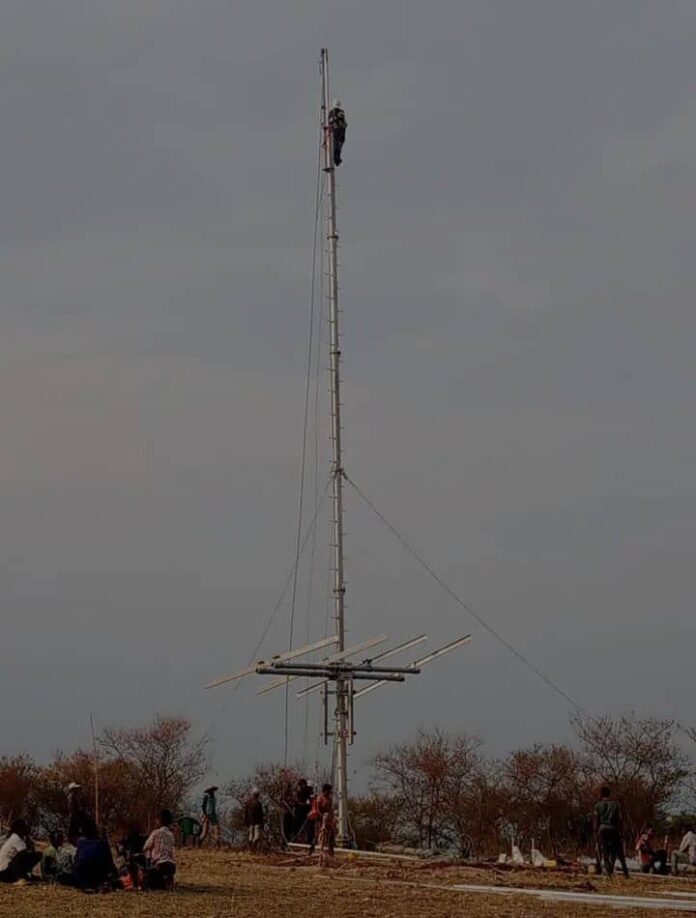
[1,0,695,783]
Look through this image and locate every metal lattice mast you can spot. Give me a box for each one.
[320,47,349,846]
[206,51,472,857]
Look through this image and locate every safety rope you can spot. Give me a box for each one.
[284,105,327,766]
[343,471,588,717]
[234,478,331,695]
[303,152,327,756]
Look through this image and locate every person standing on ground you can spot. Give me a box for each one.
[0,820,41,884]
[200,786,221,847]
[672,826,696,875]
[244,789,264,850]
[294,778,314,847]
[309,784,336,857]
[143,809,176,890]
[594,786,629,878]
[66,782,88,844]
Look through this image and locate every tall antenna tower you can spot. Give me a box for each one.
[320,45,350,847]
[208,49,471,849]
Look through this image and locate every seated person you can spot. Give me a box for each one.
[41,831,62,880]
[0,820,42,884]
[672,826,696,875]
[143,809,176,890]
[62,818,115,891]
[636,827,668,874]
[117,824,147,888]
[56,835,76,883]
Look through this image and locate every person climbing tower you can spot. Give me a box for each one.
[328,99,347,166]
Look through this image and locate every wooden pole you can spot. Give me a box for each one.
[89,714,100,829]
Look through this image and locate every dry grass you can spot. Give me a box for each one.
[1,849,696,917]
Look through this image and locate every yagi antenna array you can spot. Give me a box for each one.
[207,631,471,746]
[295,633,428,699]
[256,635,388,696]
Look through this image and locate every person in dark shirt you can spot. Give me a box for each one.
[328,100,347,166]
[593,786,629,877]
[117,823,147,889]
[294,778,314,847]
[64,819,115,891]
[66,782,90,845]
[200,786,221,847]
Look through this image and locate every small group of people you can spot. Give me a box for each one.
[593,785,696,877]
[245,779,336,856]
[114,809,177,890]
[0,782,177,892]
[69,781,177,891]
[171,785,220,848]
[635,826,669,875]
[636,825,696,876]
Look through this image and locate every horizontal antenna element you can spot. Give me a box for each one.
[256,635,388,695]
[353,634,472,699]
[205,635,338,689]
[296,633,428,699]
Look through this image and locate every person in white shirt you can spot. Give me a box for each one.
[0,820,41,884]
[143,809,176,890]
[672,827,696,875]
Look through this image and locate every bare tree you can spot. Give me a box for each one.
[440,738,492,857]
[0,756,40,828]
[460,763,508,857]
[373,728,482,852]
[574,713,689,838]
[349,792,402,851]
[502,744,591,854]
[100,714,208,820]
[35,751,143,835]
[678,725,696,811]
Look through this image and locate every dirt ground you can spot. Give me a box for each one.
[2,849,696,918]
